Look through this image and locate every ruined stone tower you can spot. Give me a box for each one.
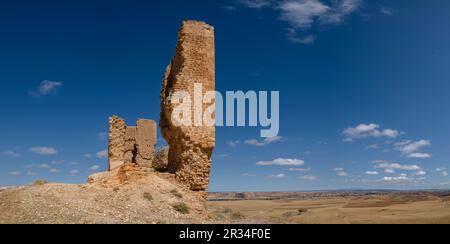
[160,21,215,191]
[108,116,157,171]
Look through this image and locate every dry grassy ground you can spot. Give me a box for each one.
[2,168,450,224]
[208,193,450,224]
[0,165,209,224]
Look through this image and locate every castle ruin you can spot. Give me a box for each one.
[107,20,215,192]
[108,116,157,171]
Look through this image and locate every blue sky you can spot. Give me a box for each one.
[1,0,450,192]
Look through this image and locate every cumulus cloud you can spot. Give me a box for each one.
[343,123,400,142]
[300,175,317,181]
[334,168,349,177]
[226,140,240,147]
[380,7,393,16]
[29,80,62,97]
[89,165,100,171]
[97,132,107,141]
[365,144,379,150]
[289,167,311,172]
[407,153,432,159]
[257,158,305,166]
[48,168,61,174]
[238,0,362,44]
[394,140,431,158]
[96,149,108,159]
[1,150,21,158]
[245,136,285,146]
[374,162,422,173]
[29,147,58,156]
[366,171,379,175]
[414,171,427,176]
[70,169,79,176]
[437,168,448,177]
[383,173,409,183]
[268,173,288,179]
[39,163,50,169]
[238,0,272,9]
[9,171,21,176]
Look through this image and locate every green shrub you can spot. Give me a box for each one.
[231,211,243,219]
[143,192,153,201]
[172,202,190,214]
[33,180,48,186]
[170,189,183,199]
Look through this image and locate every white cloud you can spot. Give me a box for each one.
[300,175,317,181]
[29,80,62,97]
[365,144,379,150]
[437,168,448,177]
[70,169,79,176]
[48,168,60,174]
[26,171,37,176]
[226,140,240,147]
[9,171,21,176]
[337,171,349,177]
[39,163,50,169]
[238,0,362,44]
[242,173,257,177]
[374,162,422,173]
[89,165,100,171]
[407,153,432,159]
[29,147,58,156]
[343,123,400,142]
[245,136,285,146]
[51,160,64,165]
[97,132,107,141]
[278,0,331,29]
[287,30,316,44]
[84,154,92,159]
[96,149,108,159]
[334,168,348,177]
[394,140,431,158]
[414,171,427,176]
[289,167,311,172]
[383,173,409,182]
[380,7,392,16]
[238,0,272,9]
[1,150,21,158]
[214,154,230,158]
[366,171,379,175]
[257,158,305,166]
[268,173,288,179]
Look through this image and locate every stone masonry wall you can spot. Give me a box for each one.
[108,116,156,171]
[160,21,215,191]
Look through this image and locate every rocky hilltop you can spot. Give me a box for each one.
[0,20,217,224]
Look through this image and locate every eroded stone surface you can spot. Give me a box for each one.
[135,119,157,166]
[108,116,126,171]
[152,147,169,172]
[108,116,156,171]
[160,21,215,191]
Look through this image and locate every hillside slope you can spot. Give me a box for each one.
[0,164,209,224]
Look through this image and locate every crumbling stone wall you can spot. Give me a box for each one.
[160,21,215,191]
[135,119,157,167]
[108,116,157,171]
[109,116,126,171]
